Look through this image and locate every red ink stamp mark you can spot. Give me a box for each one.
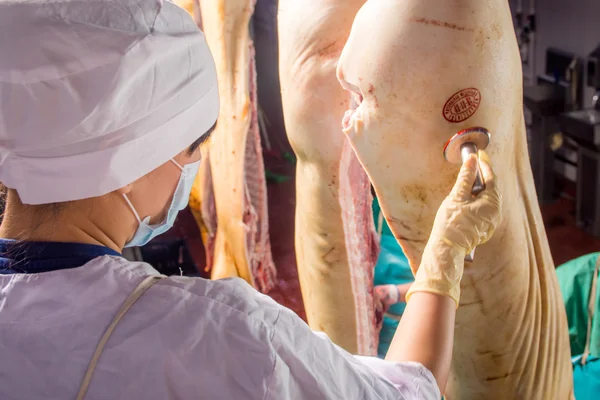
[442,88,481,123]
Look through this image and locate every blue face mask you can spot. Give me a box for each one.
[123,158,201,248]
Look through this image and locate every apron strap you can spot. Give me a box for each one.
[75,274,166,400]
[582,255,600,365]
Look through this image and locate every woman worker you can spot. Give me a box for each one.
[372,196,416,358]
[0,1,502,399]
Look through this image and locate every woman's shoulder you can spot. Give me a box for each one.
[86,258,283,399]
[102,256,283,326]
[158,271,284,329]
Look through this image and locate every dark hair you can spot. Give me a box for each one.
[0,183,6,225]
[0,184,70,232]
[188,121,217,155]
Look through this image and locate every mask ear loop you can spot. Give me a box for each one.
[122,194,142,224]
[122,159,186,227]
[170,159,184,171]
[123,159,182,223]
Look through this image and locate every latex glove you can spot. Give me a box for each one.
[405,150,502,307]
[375,284,400,313]
[375,283,413,313]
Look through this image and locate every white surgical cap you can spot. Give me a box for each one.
[0,0,219,205]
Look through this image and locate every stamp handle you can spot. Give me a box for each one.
[460,143,486,195]
[459,143,485,262]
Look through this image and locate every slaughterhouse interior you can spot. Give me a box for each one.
[0,0,599,398]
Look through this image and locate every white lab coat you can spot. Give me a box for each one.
[0,256,440,399]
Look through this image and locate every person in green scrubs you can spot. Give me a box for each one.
[372,197,414,359]
[556,252,600,399]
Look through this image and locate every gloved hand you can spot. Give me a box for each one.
[405,150,502,307]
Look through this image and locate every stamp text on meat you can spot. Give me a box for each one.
[442,88,481,123]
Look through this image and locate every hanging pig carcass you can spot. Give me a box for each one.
[181,0,278,294]
[335,0,574,398]
[277,0,382,356]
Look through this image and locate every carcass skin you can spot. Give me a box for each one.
[338,0,573,398]
[192,0,277,292]
[278,0,382,355]
[189,145,216,273]
[175,0,202,28]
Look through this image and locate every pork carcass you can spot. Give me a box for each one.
[337,0,573,398]
[278,0,382,356]
[181,0,277,293]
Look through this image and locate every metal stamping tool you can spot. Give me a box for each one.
[443,126,491,262]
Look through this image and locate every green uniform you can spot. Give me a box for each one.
[372,198,414,358]
[556,252,600,399]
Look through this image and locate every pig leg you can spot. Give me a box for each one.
[338,0,573,398]
[189,146,217,272]
[174,0,216,271]
[278,0,381,355]
[199,0,276,292]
